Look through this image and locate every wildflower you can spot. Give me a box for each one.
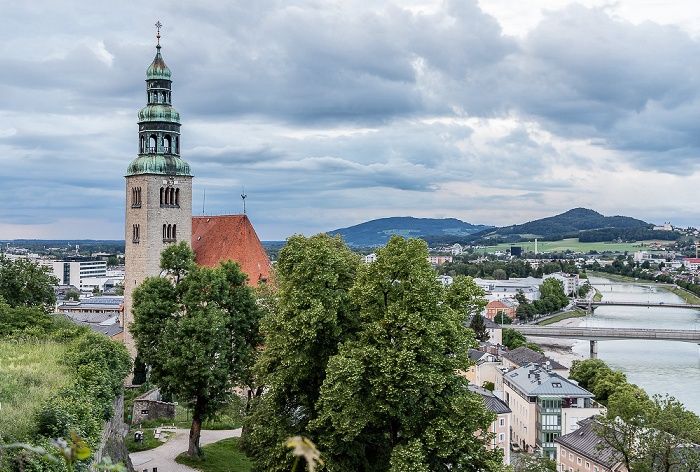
[285,436,324,472]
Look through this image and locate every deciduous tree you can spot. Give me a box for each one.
[131,241,262,456]
[0,254,58,312]
[310,237,503,471]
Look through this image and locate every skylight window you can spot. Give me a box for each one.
[552,382,562,388]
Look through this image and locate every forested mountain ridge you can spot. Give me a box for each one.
[477,208,649,238]
[327,217,492,246]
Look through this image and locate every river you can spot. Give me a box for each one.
[570,275,700,414]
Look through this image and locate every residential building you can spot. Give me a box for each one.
[474,277,542,302]
[485,299,518,321]
[503,363,602,459]
[501,346,568,377]
[556,417,626,472]
[451,244,463,255]
[682,258,700,270]
[52,260,107,290]
[436,275,453,286]
[363,253,377,264]
[427,255,453,265]
[469,384,512,465]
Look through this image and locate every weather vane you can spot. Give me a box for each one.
[241,188,247,215]
[155,21,162,45]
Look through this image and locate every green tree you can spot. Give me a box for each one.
[0,296,54,336]
[494,311,512,324]
[310,236,503,471]
[106,255,119,266]
[502,328,527,350]
[492,268,507,280]
[511,453,557,472]
[469,313,490,342]
[240,234,360,472]
[65,289,80,301]
[569,358,610,391]
[0,254,58,312]
[131,241,263,456]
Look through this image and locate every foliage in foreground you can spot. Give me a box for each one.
[0,329,132,472]
[131,241,263,457]
[241,234,504,472]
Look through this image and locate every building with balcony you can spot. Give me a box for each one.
[502,363,602,459]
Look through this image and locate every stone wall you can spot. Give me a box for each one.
[131,388,177,425]
[94,392,134,472]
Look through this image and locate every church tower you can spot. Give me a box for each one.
[123,26,193,356]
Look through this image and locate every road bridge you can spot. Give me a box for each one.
[574,300,700,310]
[511,325,700,357]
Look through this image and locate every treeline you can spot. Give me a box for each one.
[588,257,674,283]
[439,258,578,279]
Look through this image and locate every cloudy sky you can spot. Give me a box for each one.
[2,0,700,241]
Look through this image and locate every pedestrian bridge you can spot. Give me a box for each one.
[574,300,700,310]
[511,325,700,357]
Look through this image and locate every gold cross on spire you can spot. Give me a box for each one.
[155,21,162,45]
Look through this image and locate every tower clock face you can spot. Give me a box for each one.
[160,269,177,287]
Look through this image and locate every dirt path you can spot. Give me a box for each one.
[130,428,242,472]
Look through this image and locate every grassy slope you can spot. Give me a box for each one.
[482,238,672,254]
[176,437,252,472]
[0,340,70,440]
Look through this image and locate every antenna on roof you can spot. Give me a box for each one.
[202,188,206,215]
[241,187,247,215]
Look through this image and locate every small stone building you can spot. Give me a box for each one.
[131,388,176,425]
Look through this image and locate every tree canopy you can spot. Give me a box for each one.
[242,235,503,472]
[0,254,58,312]
[131,241,263,456]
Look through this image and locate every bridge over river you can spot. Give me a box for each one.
[511,325,700,357]
[575,300,700,310]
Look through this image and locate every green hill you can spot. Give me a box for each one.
[328,217,492,246]
[478,208,649,238]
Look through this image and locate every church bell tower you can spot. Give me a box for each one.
[123,24,193,356]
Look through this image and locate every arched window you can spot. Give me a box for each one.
[163,224,167,239]
[140,136,145,153]
[175,188,180,206]
[160,187,164,205]
[133,224,140,242]
[149,135,157,153]
[164,135,171,153]
[172,224,176,240]
[162,92,167,103]
[169,188,175,204]
[175,136,179,154]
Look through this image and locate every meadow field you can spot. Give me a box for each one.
[0,340,70,440]
[480,238,672,254]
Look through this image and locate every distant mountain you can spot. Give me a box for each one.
[328,217,493,246]
[478,208,649,239]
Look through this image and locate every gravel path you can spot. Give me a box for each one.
[130,428,242,472]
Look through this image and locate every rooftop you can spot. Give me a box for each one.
[505,363,594,397]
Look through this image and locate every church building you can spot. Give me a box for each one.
[122,30,272,356]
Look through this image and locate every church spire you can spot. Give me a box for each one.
[126,23,191,177]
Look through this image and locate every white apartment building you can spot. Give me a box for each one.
[52,260,108,290]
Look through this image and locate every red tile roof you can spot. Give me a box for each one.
[191,215,272,286]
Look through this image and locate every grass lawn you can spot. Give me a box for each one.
[593,289,603,302]
[175,437,251,472]
[661,286,700,305]
[481,239,672,254]
[125,428,171,452]
[536,310,587,326]
[0,340,70,440]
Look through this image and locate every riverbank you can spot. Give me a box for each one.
[525,316,587,369]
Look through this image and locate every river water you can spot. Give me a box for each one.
[570,275,700,414]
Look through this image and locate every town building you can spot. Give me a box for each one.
[473,277,542,302]
[52,259,107,290]
[556,417,625,472]
[427,255,453,265]
[485,299,518,321]
[501,346,568,377]
[469,384,512,465]
[122,34,272,358]
[503,363,602,459]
